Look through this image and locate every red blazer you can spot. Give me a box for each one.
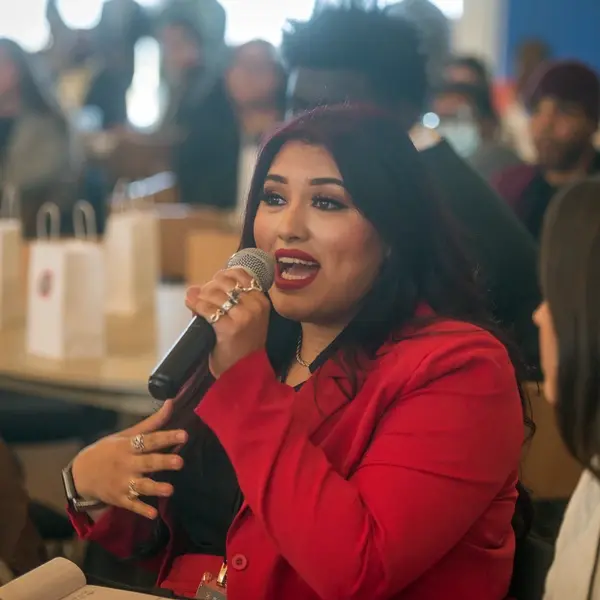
[70,319,523,600]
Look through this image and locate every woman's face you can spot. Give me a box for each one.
[253,141,385,327]
[160,25,202,78]
[533,301,559,404]
[0,49,18,97]
[226,43,280,108]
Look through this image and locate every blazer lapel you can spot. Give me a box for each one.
[293,356,353,439]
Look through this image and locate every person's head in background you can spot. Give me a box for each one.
[431,82,499,157]
[281,6,428,130]
[226,40,286,120]
[384,0,451,88]
[159,15,204,86]
[0,38,64,120]
[534,177,600,474]
[445,56,491,88]
[526,61,599,176]
[515,39,551,98]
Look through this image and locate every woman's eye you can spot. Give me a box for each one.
[261,192,285,206]
[312,196,346,211]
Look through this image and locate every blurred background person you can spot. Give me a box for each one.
[0,438,45,580]
[432,82,522,181]
[225,40,285,213]
[0,38,79,199]
[82,0,152,131]
[503,39,552,163]
[282,5,541,375]
[385,0,451,88]
[494,60,600,241]
[533,177,600,599]
[155,7,284,209]
[445,55,492,88]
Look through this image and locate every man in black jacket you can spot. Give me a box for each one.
[282,6,541,374]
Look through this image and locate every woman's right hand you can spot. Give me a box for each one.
[71,400,187,520]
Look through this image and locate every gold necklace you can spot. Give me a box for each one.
[295,334,311,368]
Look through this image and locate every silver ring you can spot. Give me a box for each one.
[227,288,241,304]
[221,299,236,313]
[208,308,225,324]
[127,479,140,501]
[130,433,145,453]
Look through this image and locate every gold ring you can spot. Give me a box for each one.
[208,308,225,324]
[127,479,140,501]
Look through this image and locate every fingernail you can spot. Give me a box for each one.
[176,431,187,442]
[171,457,182,468]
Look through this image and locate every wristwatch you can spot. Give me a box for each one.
[62,460,106,512]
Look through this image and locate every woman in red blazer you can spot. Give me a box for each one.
[66,106,527,600]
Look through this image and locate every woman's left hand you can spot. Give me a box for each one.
[185,268,271,378]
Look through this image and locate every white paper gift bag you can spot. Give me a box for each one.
[104,183,159,315]
[26,201,106,359]
[0,186,23,327]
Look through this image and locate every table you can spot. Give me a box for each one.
[0,285,191,416]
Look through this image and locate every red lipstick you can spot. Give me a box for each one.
[274,249,321,291]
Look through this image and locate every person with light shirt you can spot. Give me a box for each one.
[532,177,600,599]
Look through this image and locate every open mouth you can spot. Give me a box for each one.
[276,257,321,281]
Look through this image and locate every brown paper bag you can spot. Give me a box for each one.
[186,230,241,285]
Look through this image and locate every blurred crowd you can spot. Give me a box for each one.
[0,0,597,244]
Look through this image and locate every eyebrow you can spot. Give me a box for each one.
[265,174,346,188]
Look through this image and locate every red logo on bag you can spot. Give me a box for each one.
[38,270,53,298]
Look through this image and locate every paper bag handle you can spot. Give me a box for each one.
[111,178,131,213]
[36,202,61,239]
[0,185,19,219]
[73,200,97,240]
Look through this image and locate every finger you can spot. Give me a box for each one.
[130,430,188,453]
[185,286,202,311]
[223,267,254,287]
[133,452,184,474]
[124,400,174,436]
[120,497,159,520]
[130,477,174,499]
[192,297,228,323]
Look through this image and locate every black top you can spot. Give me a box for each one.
[520,151,600,241]
[0,117,15,164]
[171,77,240,209]
[169,341,333,556]
[421,140,541,373]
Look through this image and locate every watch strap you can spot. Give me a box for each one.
[62,460,106,512]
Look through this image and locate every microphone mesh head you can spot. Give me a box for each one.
[227,248,275,291]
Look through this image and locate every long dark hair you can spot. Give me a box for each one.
[138,105,533,556]
[540,177,600,478]
[0,39,66,123]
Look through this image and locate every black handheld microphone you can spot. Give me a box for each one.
[148,248,275,401]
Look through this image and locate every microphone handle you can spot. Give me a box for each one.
[148,316,217,401]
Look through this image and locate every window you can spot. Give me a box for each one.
[0,0,49,51]
[221,0,316,46]
[380,0,463,19]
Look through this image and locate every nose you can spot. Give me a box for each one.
[276,198,309,244]
[533,105,558,136]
